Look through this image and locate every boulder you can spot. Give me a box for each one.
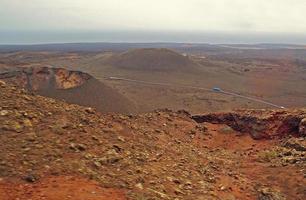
[299,118,306,136]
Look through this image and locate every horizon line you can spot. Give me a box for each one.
[1,41,306,46]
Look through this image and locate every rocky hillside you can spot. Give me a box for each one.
[0,66,137,113]
[0,81,305,200]
[104,48,198,71]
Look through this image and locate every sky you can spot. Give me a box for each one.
[1,0,306,44]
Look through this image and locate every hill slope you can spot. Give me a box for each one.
[0,66,136,113]
[104,48,197,71]
[0,81,305,200]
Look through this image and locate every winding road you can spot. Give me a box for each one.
[107,76,286,109]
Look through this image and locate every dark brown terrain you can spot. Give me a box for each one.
[103,48,197,71]
[0,80,305,200]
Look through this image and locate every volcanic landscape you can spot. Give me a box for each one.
[0,43,305,200]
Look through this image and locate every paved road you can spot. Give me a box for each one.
[108,76,286,109]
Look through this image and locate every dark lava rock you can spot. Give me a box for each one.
[24,174,38,183]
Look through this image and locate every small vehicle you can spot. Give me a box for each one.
[212,87,222,92]
[109,77,121,80]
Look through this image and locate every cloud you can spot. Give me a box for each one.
[0,0,306,33]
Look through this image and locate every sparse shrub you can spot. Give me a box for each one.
[51,124,64,134]
[257,150,278,162]
[219,126,234,134]
[133,194,149,200]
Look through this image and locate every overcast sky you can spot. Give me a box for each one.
[1,0,306,44]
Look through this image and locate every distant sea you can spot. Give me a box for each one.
[0,30,306,45]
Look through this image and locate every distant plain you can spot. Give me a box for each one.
[0,43,305,114]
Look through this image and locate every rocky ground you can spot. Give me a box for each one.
[0,80,305,200]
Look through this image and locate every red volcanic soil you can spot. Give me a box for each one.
[0,176,126,200]
[0,81,305,199]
